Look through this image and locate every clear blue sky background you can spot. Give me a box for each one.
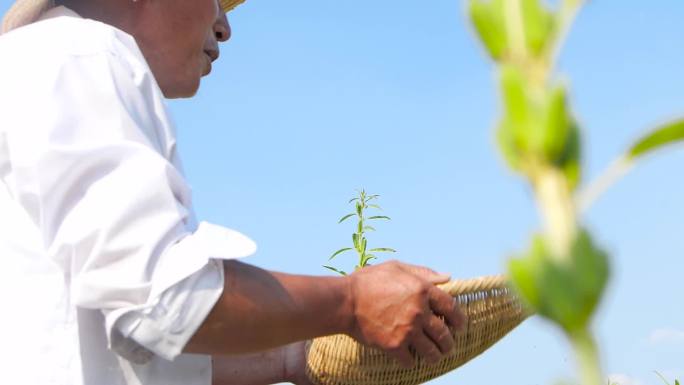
[2,0,682,384]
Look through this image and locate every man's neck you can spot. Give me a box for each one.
[55,0,137,33]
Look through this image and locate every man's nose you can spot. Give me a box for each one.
[214,12,231,43]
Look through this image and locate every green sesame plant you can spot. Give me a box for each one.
[324,189,396,275]
[466,0,684,384]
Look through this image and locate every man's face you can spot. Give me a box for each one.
[133,0,230,98]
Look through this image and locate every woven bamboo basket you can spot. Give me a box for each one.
[305,275,530,385]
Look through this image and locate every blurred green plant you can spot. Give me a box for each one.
[655,371,681,385]
[324,189,396,275]
[467,0,684,384]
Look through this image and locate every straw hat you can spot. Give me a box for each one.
[2,0,246,34]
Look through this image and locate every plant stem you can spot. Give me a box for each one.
[570,328,603,385]
[504,0,527,61]
[534,167,577,260]
[576,156,632,214]
[549,0,585,67]
[356,191,366,268]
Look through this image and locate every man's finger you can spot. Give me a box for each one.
[388,346,415,369]
[410,332,443,365]
[423,315,454,354]
[398,263,451,284]
[428,286,466,331]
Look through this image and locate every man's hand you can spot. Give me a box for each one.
[347,261,465,367]
[188,259,464,369]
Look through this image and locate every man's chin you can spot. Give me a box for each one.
[202,62,213,76]
[161,78,201,99]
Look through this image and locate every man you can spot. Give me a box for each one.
[0,0,464,384]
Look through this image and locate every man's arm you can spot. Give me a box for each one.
[211,342,312,385]
[186,260,352,355]
[186,260,465,367]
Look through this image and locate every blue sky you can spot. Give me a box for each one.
[2,0,682,384]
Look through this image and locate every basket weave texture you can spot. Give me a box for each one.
[305,275,529,385]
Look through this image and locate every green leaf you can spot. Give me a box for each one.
[360,253,377,267]
[357,220,363,234]
[628,118,684,160]
[498,65,531,169]
[558,123,582,190]
[542,84,571,162]
[500,66,547,157]
[338,213,356,224]
[329,248,353,260]
[508,236,546,309]
[498,66,581,182]
[361,238,367,253]
[368,204,382,210]
[521,0,556,56]
[355,201,363,216]
[508,230,610,333]
[675,380,679,385]
[323,265,347,276]
[369,248,397,253]
[469,0,508,61]
[543,86,583,189]
[348,198,359,203]
[363,225,376,232]
[497,118,522,170]
[368,216,391,221]
[352,233,360,251]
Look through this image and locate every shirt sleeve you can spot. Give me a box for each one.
[3,37,256,362]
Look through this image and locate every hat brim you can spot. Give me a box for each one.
[3,0,246,34]
[1,0,51,34]
[220,0,246,13]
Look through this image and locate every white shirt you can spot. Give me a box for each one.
[0,7,257,385]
